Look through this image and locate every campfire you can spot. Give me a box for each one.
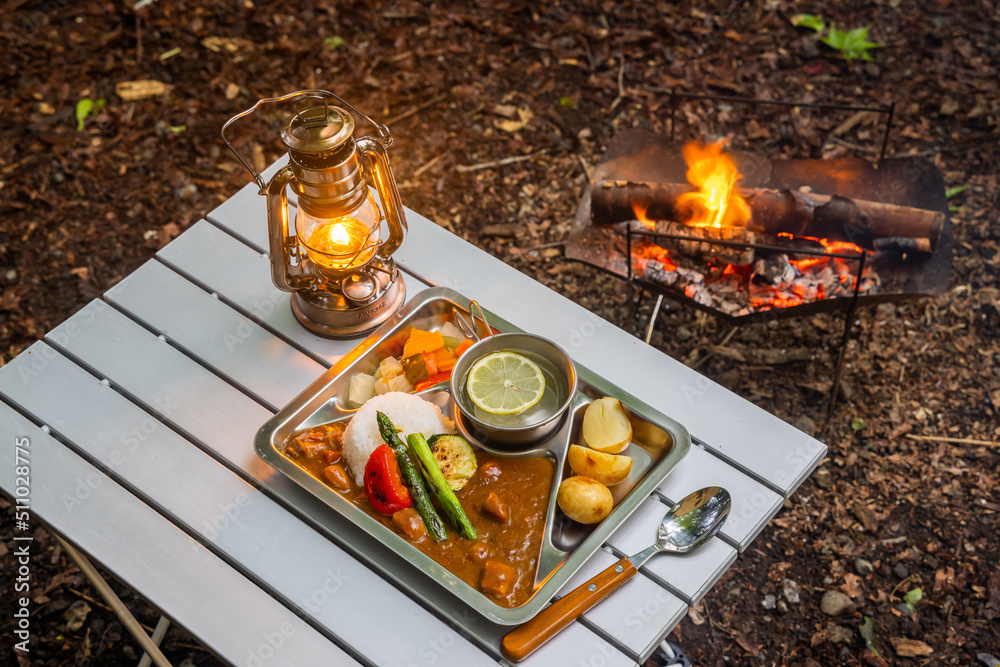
[568,126,952,323]
[613,139,884,317]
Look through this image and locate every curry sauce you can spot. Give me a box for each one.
[282,424,554,608]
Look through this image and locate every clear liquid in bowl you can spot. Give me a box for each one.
[465,350,568,429]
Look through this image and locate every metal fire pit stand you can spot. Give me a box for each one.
[625,225,869,423]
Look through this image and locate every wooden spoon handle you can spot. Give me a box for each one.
[501,557,637,662]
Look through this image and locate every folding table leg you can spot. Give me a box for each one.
[50,531,174,667]
[138,617,172,667]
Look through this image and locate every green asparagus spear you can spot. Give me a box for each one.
[406,432,478,540]
[376,412,448,542]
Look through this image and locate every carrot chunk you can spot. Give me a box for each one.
[402,329,445,357]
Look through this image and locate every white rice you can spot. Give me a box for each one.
[342,392,455,485]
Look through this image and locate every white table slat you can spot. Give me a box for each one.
[0,404,360,667]
[514,622,638,667]
[207,180,272,252]
[43,301,639,662]
[47,300,272,473]
[158,219,352,366]
[0,343,499,667]
[606,497,737,605]
[558,549,687,661]
[655,444,784,552]
[104,259,326,411]
[207,177,827,497]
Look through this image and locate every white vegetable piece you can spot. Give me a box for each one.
[348,373,377,406]
[440,321,465,339]
[379,356,404,379]
[387,373,414,393]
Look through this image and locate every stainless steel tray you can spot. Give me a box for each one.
[255,287,690,624]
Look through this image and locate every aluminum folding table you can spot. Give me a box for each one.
[0,160,826,666]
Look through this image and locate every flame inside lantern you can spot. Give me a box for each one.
[304,217,378,271]
[676,141,752,229]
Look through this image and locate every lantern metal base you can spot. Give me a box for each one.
[290,273,406,339]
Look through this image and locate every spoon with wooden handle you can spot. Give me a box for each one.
[501,486,731,662]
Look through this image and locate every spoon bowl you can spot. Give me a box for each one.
[502,486,732,662]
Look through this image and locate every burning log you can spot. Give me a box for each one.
[591,180,944,253]
[626,220,756,266]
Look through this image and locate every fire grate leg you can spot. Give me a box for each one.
[825,251,868,423]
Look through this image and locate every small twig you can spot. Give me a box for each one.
[67,586,159,630]
[609,58,626,111]
[515,240,566,253]
[825,136,879,154]
[691,326,739,370]
[384,93,447,126]
[411,154,444,179]
[455,150,547,173]
[906,434,999,448]
[68,587,113,613]
[577,154,594,180]
[888,573,917,602]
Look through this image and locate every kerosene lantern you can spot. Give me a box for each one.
[222,90,407,338]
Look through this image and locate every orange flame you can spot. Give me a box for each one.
[677,141,751,229]
[632,201,655,230]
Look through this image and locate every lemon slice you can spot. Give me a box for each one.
[466,351,546,415]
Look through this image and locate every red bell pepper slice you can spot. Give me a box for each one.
[364,444,413,514]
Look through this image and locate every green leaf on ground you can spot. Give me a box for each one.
[324,36,345,50]
[945,185,969,199]
[860,616,880,657]
[791,14,825,32]
[75,98,94,131]
[903,587,923,612]
[850,417,866,431]
[559,96,577,110]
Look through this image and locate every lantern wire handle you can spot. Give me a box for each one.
[221,89,393,194]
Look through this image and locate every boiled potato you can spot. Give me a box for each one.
[557,476,613,524]
[567,445,633,486]
[582,397,632,453]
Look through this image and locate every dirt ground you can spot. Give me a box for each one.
[1,1,998,665]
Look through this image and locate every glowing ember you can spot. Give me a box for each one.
[676,141,751,229]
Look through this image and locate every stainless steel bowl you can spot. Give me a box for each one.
[450,332,577,449]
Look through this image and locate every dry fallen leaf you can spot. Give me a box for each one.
[890,637,933,657]
[841,572,863,598]
[495,107,534,133]
[116,80,173,101]
[201,36,255,61]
